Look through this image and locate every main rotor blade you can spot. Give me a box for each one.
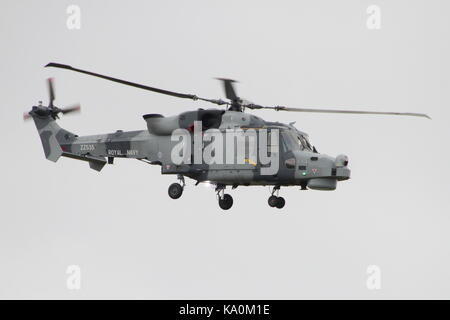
[45,63,227,106]
[47,78,55,106]
[247,104,431,119]
[216,78,238,101]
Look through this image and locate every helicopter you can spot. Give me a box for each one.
[24,63,431,210]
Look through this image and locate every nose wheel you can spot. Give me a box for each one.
[168,175,185,199]
[268,186,285,209]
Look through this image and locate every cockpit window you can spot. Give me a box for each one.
[298,135,312,151]
[280,131,297,151]
[281,130,313,152]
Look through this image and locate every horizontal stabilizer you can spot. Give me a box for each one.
[89,160,107,172]
[62,153,107,171]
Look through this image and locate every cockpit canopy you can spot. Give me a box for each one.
[281,129,314,152]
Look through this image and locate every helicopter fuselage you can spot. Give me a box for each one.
[36,109,350,190]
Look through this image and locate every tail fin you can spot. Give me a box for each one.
[31,114,76,162]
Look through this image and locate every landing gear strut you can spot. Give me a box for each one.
[216,185,233,210]
[268,186,285,209]
[168,175,185,199]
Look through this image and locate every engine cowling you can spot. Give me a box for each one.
[143,114,179,135]
[143,110,225,135]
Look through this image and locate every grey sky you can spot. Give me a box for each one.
[0,0,449,299]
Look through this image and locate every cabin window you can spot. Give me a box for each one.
[267,129,279,155]
[281,131,299,151]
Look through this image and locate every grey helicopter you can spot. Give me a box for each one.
[24,63,430,210]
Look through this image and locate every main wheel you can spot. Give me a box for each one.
[268,195,278,207]
[276,196,285,209]
[168,183,183,199]
[218,194,233,210]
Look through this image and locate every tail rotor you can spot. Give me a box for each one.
[23,78,81,121]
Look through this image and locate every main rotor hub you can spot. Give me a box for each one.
[228,99,243,112]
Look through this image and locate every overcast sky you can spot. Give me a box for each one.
[1,0,449,299]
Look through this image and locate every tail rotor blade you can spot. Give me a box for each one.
[60,104,81,115]
[23,112,32,121]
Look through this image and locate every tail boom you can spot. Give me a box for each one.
[31,112,153,171]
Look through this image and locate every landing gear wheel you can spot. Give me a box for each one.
[218,194,233,210]
[275,196,285,209]
[268,195,278,207]
[168,183,183,199]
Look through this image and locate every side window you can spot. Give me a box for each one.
[281,131,298,151]
[280,132,289,152]
[297,137,305,151]
[245,136,257,159]
[267,129,279,155]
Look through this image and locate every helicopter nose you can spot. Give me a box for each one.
[335,154,349,167]
[305,154,351,190]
